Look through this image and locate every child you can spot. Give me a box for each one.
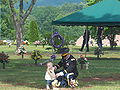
[45,62,56,90]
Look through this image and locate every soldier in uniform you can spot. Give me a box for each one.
[97,26,104,49]
[54,48,78,87]
[80,30,90,52]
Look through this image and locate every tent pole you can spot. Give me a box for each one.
[85,26,88,58]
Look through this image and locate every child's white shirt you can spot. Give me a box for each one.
[45,67,56,80]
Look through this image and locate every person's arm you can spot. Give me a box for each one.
[47,69,56,79]
[54,60,63,69]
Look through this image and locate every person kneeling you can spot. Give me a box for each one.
[53,48,79,88]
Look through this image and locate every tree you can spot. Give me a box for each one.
[90,26,120,49]
[104,27,120,49]
[55,26,84,46]
[86,0,120,6]
[31,6,59,39]
[86,0,120,49]
[85,0,102,6]
[29,21,39,42]
[23,15,36,40]
[30,3,86,45]
[9,0,37,49]
[1,0,15,40]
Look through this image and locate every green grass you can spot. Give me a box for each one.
[0,45,120,90]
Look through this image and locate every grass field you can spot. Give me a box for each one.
[0,45,120,90]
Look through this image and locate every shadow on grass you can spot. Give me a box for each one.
[103,47,120,51]
[77,73,120,88]
[0,58,120,89]
[0,59,60,89]
[88,57,120,60]
[73,47,120,51]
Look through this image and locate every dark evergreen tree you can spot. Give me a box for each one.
[29,21,39,42]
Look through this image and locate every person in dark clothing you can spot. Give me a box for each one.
[80,30,90,52]
[55,54,78,79]
[54,48,78,87]
[97,27,104,49]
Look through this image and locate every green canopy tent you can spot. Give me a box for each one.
[52,0,120,26]
[52,0,120,57]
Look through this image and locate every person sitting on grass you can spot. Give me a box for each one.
[45,62,56,90]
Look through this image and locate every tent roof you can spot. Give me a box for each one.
[52,0,120,26]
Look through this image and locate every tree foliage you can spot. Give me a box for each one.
[90,26,120,49]
[86,0,120,6]
[104,27,120,49]
[30,3,86,45]
[2,0,120,49]
[85,0,102,6]
[1,0,15,40]
[1,2,86,46]
[29,21,39,42]
[8,0,37,49]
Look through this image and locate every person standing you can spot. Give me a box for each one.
[80,30,90,52]
[97,26,104,49]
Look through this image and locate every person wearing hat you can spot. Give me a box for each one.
[53,48,78,87]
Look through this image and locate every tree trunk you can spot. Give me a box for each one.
[15,22,22,50]
[81,64,84,69]
[9,0,37,50]
[35,60,38,65]
[22,53,24,59]
[97,53,100,59]
[43,44,45,48]
[108,34,115,50]
[109,40,114,49]
[3,62,5,69]
[106,27,116,50]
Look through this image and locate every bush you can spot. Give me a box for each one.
[0,52,9,63]
[0,52,10,69]
[31,50,42,64]
[0,40,4,45]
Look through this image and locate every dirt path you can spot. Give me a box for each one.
[1,74,120,90]
[79,74,120,82]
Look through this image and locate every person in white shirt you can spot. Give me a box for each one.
[45,62,56,90]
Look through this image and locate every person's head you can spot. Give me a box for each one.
[46,62,53,69]
[61,53,70,60]
[58,48,70,59]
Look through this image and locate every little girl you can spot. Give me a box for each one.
[45,62,56,90]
